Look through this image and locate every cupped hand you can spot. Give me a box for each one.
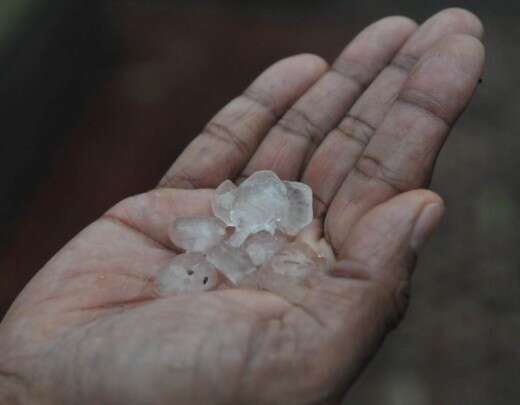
[0,9,484,405]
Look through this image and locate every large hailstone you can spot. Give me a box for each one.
[157,170,322,295]
[227,171,290,246]
[216,171,314,245]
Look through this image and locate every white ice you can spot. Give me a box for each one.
[268,241,322,279]
[280,181,313,236]
[212,180,237,226]
[206,242,256,284]
[243,231,288,266]
[157,170,327,295]
[227,171,289,246]
[156,253,219,295]
[238,242,322,303]
[169,217,227,252]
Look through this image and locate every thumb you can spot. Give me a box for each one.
[302,190,444,401]
[333,189,445,330]
[337,189,445,301]
[233,190,445,404]
[330,189,445,359]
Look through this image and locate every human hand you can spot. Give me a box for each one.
[0,8,484,405]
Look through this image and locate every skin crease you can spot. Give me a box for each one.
[0,9,484,405]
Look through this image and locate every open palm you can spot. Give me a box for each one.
[0,9,484,405]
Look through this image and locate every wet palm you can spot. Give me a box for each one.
[0,9,484,405]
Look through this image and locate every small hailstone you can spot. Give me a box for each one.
[169,217,227,252]
[243,231,288,266]
[241,272,309,303]
[239,242,323,302]
[268,241,323,278]
[212,180,237,226]
[281,181,313,235]
[206,242,256,284]
[156,253,219,295]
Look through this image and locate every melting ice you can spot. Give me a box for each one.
[157,171,325,295]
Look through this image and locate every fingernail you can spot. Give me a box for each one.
[410,203,445,251]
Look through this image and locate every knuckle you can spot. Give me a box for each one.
[160,170,203,189]
[330,61,369,91]
[277,107,324,147]
[398,88,451,127]
[354,155,412,193]
[242,88,279,119]
[391,51,419,73]
[203,121,252,158]
[337,113,375,148]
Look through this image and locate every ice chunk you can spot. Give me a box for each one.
[281,181,313,235]
[244,272,309,303]
[228,171,289,246]
[226,228,250,249]
[268,241,322,278]
[157,171,330,298]
[243,231,288,266]
[156,253,219,295]
[212,180,237,226]
[240,242,323,302]
[169,217,227,252]
[206,242,255,284]
[294,219,335,272]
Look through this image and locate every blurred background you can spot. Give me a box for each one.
[1,1,519,404]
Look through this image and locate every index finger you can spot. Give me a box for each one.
[159,55,327,189]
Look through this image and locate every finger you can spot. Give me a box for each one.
[159,55,327,189]
[239,16,418,182]
[303,8,484,215]
[326,34,485,251]
[327,191,444,344]
[337,189,444,271]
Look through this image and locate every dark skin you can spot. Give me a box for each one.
[0,8,484,405]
